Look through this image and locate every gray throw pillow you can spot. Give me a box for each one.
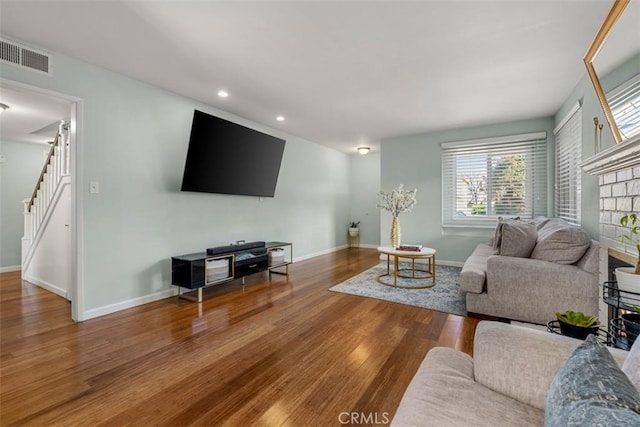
[545,335,640,427]
[498,221,537,258]
[530,219,591,264]
[492,216,522,252]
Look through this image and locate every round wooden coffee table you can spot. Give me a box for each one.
[376,246,436,289]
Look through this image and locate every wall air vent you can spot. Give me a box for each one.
[0,38,51,75]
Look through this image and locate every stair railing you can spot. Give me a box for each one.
[22,121,70,243]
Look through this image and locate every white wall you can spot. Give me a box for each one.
[23,183,70,297]
[1,44,351,319]
[0,140,46,270]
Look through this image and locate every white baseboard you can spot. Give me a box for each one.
[81,288,178,321]
[294,245,349,262]
[22,274,68,299]
[354,244,379,249]
[0,265,21,273]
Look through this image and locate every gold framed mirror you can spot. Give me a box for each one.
[584,0,638,144]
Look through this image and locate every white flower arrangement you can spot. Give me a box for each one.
[377,184,417,217]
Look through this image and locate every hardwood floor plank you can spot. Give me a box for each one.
[1,248,479,426]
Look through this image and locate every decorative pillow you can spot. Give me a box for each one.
[492,216,522,252]
[498,221,537,258]
[530,219,591,264]
[545,335,640,427]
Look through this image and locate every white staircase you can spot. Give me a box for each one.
[21,121,71,298]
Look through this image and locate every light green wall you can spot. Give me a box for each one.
[555,53,640,239]
[1,45,351,315]
[0,140,46,268]
[349,152,380,246]
[380,117,555,263]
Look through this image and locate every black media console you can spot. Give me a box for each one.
[171,241,292,302]
[207,241,267,279]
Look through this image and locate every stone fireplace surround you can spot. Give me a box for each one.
[581,134,640,322]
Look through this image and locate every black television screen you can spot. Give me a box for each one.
[181,110,286,197]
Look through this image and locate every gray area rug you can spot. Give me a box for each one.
[329,262,466,316]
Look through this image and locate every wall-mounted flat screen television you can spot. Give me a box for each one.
[181,110,286,197]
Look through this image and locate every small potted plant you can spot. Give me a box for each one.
[616,213,640,303]
[349,221,360,237]
[556,311,601,340]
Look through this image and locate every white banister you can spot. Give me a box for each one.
[59,121,67,175]
[22,199,31,239]
[22,121,71,270]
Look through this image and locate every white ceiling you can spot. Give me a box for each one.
[0,1,635,153]
[0,85,70,145]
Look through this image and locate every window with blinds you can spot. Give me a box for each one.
[554,104,582,225]
[441,132,547,227]
[608,74,640,140]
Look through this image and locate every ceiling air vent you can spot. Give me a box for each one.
[0,38,51,75]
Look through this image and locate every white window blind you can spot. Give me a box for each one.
[608,74,640,140]
[554,103,582,225]
[441,132,547,227]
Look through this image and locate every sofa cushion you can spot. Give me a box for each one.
[530,219,591,264]
[497,221,537,258]
[623,333,640,392]
[391,347,544,427]
[545,335,640,427]
[574,241,599,276]
[532,216,551,230]
[460,243,494,293]
[474,322,585,410]
[460,256,488,293]
[472,243,496,258]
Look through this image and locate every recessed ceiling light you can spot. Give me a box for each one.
[276,116,285,121]
[217,90,229,98]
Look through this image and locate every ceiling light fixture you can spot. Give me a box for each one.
[357,146,370,155]
[0,103,9,114]
[217,90,229,98]
[276,116,285,121]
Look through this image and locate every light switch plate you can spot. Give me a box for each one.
[0,155,6,163]
[89,181,99,194]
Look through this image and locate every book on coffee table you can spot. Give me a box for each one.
[396,244,423,251]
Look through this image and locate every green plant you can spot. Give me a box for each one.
[349,221,360,228]
[556,311,600,328]
[620,213,640,274]
[634,306,640,313]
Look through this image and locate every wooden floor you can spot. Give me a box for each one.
[0,248,479,426]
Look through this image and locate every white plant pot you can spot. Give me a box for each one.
[348,227,359,237]
[615,266,640,306]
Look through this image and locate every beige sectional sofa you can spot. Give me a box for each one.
[392,321,639,427]
[460,218,599,325]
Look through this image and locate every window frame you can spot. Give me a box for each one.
[441,131,548,228]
